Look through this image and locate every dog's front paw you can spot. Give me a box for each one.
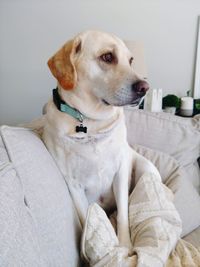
[118,236,133,256]
[122,241,134,256]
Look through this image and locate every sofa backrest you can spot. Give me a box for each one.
[0,126,82,266]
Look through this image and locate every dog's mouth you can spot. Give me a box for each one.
[102,99,111,105]
[102,97,144,107]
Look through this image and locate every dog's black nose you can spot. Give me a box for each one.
[132,81,149,97]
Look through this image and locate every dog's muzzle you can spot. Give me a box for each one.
[102,80,149,107]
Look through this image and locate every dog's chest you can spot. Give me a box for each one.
[62,135,122,205]
[44,109,128,209]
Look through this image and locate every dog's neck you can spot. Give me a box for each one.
[47,86,125,138]
[57,85,119,122]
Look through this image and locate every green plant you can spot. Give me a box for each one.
[195,99,200,110]
[162,94,181,109]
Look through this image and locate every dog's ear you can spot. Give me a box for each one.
[47,38,81,90]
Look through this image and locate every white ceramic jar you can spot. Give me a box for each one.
[180,97,194,116]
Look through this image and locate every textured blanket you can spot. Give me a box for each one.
[81,173,200,267]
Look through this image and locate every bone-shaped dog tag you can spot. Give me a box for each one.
[76,124,87,133]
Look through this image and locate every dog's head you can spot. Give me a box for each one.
[48,30,149,108]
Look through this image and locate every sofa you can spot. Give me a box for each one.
[0,109,200,266]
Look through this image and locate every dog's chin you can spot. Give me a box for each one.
[102,97,144,107]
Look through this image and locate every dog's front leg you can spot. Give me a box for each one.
[67,179,89,227]
[113,161,132,252]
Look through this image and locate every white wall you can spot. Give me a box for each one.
[0,0,200,125]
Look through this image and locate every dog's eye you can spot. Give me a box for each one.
[100,52,114,64]
[129,57,134,65]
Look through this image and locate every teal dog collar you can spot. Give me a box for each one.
[53,88,87,133]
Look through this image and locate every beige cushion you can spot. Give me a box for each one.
[184,226,200,248]
[132,144,181,185]
[132,143,200,237]
[125,110,200,192]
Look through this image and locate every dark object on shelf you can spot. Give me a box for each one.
[139,99,144,109]
[194,99,200,115]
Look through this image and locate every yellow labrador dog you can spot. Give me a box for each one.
[43,30,160,250]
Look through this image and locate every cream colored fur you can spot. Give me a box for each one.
[40,30,161,251]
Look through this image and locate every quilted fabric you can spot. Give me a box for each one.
[129,172,181,266]
[81,203,120,265]
[81,172,182,267]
